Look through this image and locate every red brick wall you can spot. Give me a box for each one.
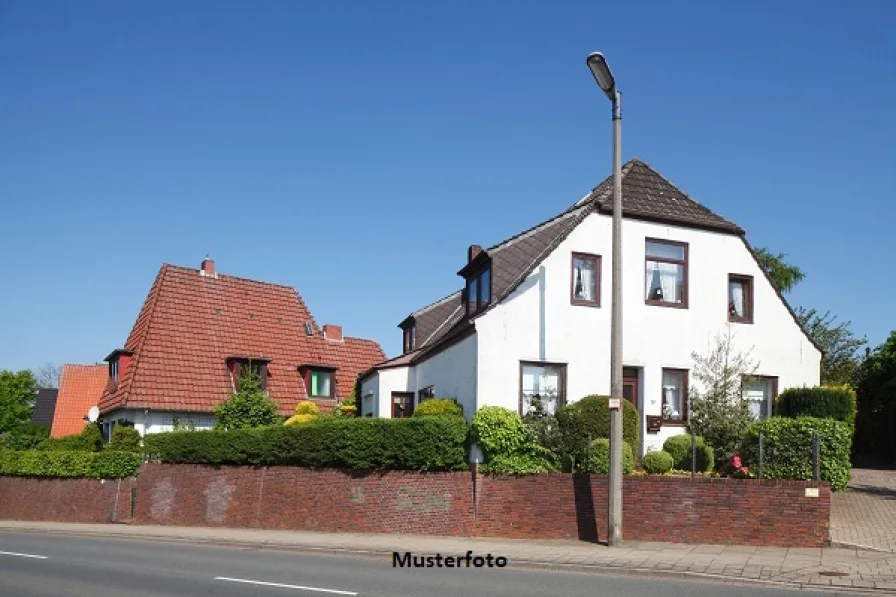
[0,476,135,523]
[128,465,830,547]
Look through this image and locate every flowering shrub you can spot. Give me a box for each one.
[721,452,752,478]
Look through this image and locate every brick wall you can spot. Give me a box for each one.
[0,476,135,523]
[0,466,830,547]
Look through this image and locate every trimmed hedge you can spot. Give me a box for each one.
[144,416,468,471]
[470,406,556,474]
[741,416,852,491]
[413,399,464,419]
[774,385,856,427]
[556,395,639,470]
[584,439,634,474]
[35,423,104,452]
[107,426,142,452]
[642,450,674,474]
[663,434,715,472]
[0,449,141,478]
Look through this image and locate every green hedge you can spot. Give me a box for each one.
[663,434,715,472]
[413,398,464,419]
[35,423,103,452]
[470,406,556,474]
[556,395,639,470]
[741,416,852,491]
[774,386,856,427]
[144,416,468,471]
[107,426,142,452]
[0,449,141,478]
[584,439,634,474]
[642,450,674,474]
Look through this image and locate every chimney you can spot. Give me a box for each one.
[323,324,343,342]
[200,255,216,277]
[467,244,483,263]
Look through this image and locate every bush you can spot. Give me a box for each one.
[285,401,321,426]
[106,425,141,451]
[215,368,280,430]
[583,439,634,474]
[641,450,674,474]
[470,406,556,474]
[774,385,856,427]
[413,399,463,419]
[741,416,852,491]
[556,395,639,471]
[662,434,715,472]
[0,449,141,478]
[0,423,50,450]
[36,423,103,452]
[144,416,468,471]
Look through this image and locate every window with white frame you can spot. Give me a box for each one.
[743,376,778,419]
[661,368,688,423]
[520,361,566,416]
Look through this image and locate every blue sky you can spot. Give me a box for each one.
[1,0,894,373]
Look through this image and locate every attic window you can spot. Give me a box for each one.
[109,359,119,383]
[466,265,492,315]
[403,325,416,354]
[228,358,269,390]
[310,370,334,398]
[304,322,314,336]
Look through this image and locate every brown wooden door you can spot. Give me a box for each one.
[622,367,639,409]
[391,392,415,418]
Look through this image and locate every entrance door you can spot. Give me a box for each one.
[391,392,415,418]
[622,367,639,409]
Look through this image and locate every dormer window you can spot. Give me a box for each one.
[465,265,491,315]
[403,325,416,353]
[110,359,119,383]
[299,364,338,399]
[227,357,270,390]
[103,349,133,387]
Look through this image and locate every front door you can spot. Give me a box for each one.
[622,367,639,409]
[391,392,415,418]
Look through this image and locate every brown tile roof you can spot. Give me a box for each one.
[99,263,385,417]
[51,365,106,438]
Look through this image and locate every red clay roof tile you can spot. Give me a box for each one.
[51,364,107,438]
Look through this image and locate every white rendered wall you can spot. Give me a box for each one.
[104,409,215,436]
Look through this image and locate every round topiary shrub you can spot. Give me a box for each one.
[471,406,526,458]
[106,426,142,452]
[663,434,715,472]
[641,450,674,474]
[413,398,463,419]
[285,401,320,426]
[584,438,634,474]
[556,395,639,470]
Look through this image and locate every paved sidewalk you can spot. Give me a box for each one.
[2,521,895,592]
[832,469,896,553]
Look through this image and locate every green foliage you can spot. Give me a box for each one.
[334,390,357,418]
[774,385,856,427]
[214,366,279,430]
[741,417,852,491]
[687,328,757,462]
[36,423,104,452]
[413,398,464,419]
[145,416,468,471]
[0,449,141,478]
[641,450,674,474]
[0,369,38,433]
[754,247,805,294]
[470,406,557,474]
[796,308,867,385]
[521,396,562,455]
[106,425,142,451]
[662,434,715,472]
[583,438,634,474]
[856,331,896,403]
[0,423,50,451]
[555,395,639,471]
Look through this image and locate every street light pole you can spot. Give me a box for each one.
[586,51,623,546]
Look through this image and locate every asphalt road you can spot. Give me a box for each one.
[0,530,859,597]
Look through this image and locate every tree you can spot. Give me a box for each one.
[0,369,38,433]
[856,331,896,403]
[796,307,867,385]
[214,366,279,430]
[35,363,62,389]
[754,247,805,294]
[687,327,758,462]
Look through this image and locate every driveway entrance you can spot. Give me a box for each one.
[831,468,896,552]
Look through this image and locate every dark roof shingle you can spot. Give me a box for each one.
[31,388,58,428]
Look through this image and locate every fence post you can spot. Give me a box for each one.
[758,431,764,480]
[691,434,697,477]
[812,431,820,482]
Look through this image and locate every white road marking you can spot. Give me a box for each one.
[0,551,48,560]
[214,576,357,595]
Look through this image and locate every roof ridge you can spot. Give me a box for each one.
[412,289,462,316]
[164,264,298,291]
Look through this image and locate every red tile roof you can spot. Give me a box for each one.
[99,263,385,417]
[51,365,107,438]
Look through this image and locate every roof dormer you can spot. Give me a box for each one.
[103,349,134,391]
[457,244,492,316]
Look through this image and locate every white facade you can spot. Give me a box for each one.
[364,212,821,454]
[103,408,215,436]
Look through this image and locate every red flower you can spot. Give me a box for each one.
[732,455,742,468]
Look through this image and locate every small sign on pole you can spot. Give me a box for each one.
[608,397,621,410]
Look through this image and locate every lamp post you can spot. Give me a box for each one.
[586,51,623,546]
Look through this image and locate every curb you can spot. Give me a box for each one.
[0,525,889,594]
[831,540,894,554]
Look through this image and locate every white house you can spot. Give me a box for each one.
[359,158,821,454]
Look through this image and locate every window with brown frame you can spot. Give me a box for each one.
[308,369,334,398]
[571,252,601,306]
[228,358,269,390]
[728,274,754,323]
[519,361,567,416]
[466,264,492,315]
[661,368,688,424]
[403,325,416,353]
[645,239,688,308]
[417,386,435,403]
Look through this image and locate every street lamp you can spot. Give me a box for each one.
[586,51,624,546]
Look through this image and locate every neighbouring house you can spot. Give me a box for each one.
[31,388,59,428]
[50,365,107,438]
[360,158,822,454]
[93,257,385,437]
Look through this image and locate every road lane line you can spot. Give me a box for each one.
[0,551,48,560]
[214,576,357,595]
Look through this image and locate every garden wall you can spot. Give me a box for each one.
[0,465,831,547]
